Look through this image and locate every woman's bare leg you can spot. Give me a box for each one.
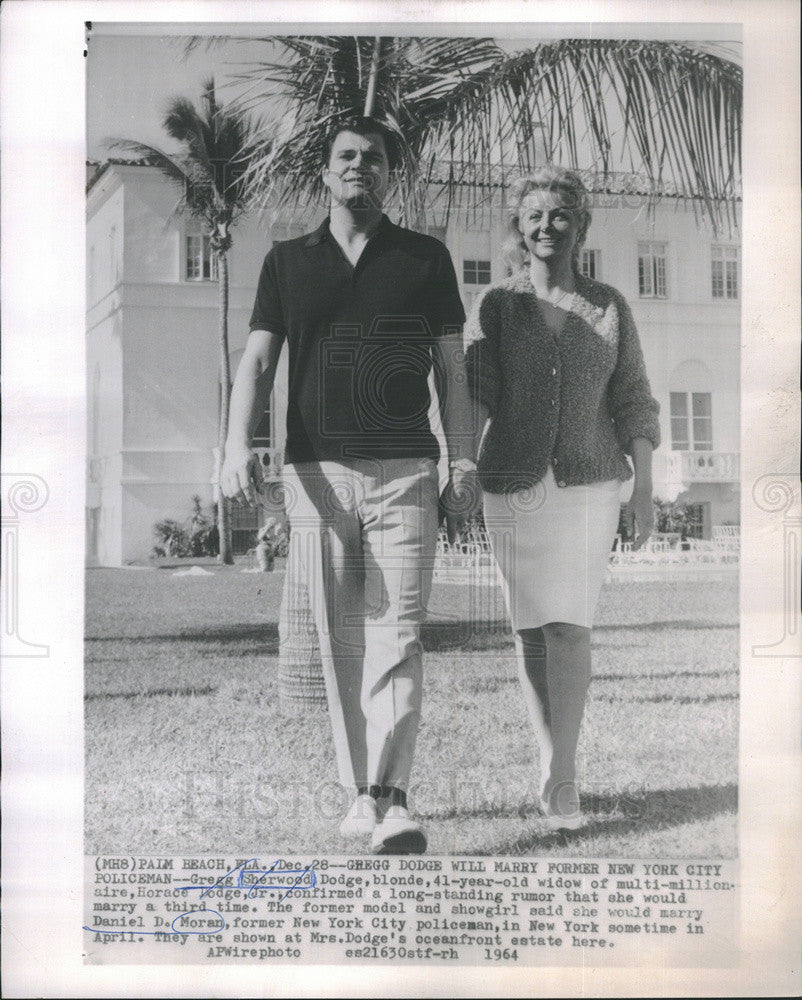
[540,621,591,814]
[515,628,552,797]
[517,622,592,815]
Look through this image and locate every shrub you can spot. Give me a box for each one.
[152,519,190,558]
[152,496,219,558]
[617,497,698,543]
[187,495,219,556]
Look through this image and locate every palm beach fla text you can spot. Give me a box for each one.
[84,855,737,966]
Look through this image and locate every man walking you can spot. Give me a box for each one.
[221,117,476,854]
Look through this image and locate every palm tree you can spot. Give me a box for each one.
[113,79,258,563]
[233,35,741,231]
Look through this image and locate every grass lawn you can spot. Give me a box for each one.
[85,566,738,858]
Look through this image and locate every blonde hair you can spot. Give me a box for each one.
[501,166,592,274]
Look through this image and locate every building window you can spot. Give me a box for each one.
[638,242,667,298]
[712,244,739,299]
[186,234,217,281]
[463,259,491,285]
[670,391,713,450]
[580,249,600,280]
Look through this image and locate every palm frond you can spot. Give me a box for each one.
[166,34,233,60]
[106,138,209,229]
[108,138,191,184]
[229,35,741,230]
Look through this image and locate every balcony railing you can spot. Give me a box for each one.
[668,450,739,484]
[431,528,739,583]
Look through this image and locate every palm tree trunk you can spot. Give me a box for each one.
[217,250,234,564]
[278,540,327,714]
[363,37,383,116]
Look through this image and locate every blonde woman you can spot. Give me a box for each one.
[465,167,660,830]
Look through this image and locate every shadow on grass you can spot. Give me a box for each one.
[85,620,735,649]
[85,684,218,701]
[595,668,738,682]
[86,621,508,655]
[474,783,737,856]
[625,693,737,704]
[86,624,280,651]
[419,620,736,653]
[595,621,737,632]
[86,622,507,654]
[455,671,738,696]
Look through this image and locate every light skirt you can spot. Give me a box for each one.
[482,466,621,631]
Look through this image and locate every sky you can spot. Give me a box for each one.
[87,36,276,158]
[85,33,545,158]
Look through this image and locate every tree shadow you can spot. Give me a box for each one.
[595,621,737,632]
[593,692,738,705]
[86,624,280,650]
[90,620,511,653]
[596,668,738,682]
[461,676,519,694]
[85,684,218,702]
[86,619,735,651]
[418,620,735,654]
[473,783,738,856]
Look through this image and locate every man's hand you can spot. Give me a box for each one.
[221,443,264,508]
[627,484,654,551]
[441,464,481,545]
[222,328,283,507]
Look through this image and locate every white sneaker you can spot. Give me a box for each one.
[339,794,377,837]
[371,805,427,855]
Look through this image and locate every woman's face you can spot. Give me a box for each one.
[517,187,584,266]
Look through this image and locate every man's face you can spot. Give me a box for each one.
[322,130,390,211]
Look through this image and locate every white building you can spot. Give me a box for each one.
[86,161,740,565]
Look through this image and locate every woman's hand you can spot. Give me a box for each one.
[628,483,654,551]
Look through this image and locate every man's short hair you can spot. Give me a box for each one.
[323,116,401,171]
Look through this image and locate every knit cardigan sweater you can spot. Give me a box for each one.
[464,271,661,494]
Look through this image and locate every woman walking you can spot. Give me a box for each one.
[464,167,660,830]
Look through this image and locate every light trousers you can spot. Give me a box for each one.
[281,457,440,791]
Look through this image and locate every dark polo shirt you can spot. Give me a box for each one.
[249,215,465,464]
